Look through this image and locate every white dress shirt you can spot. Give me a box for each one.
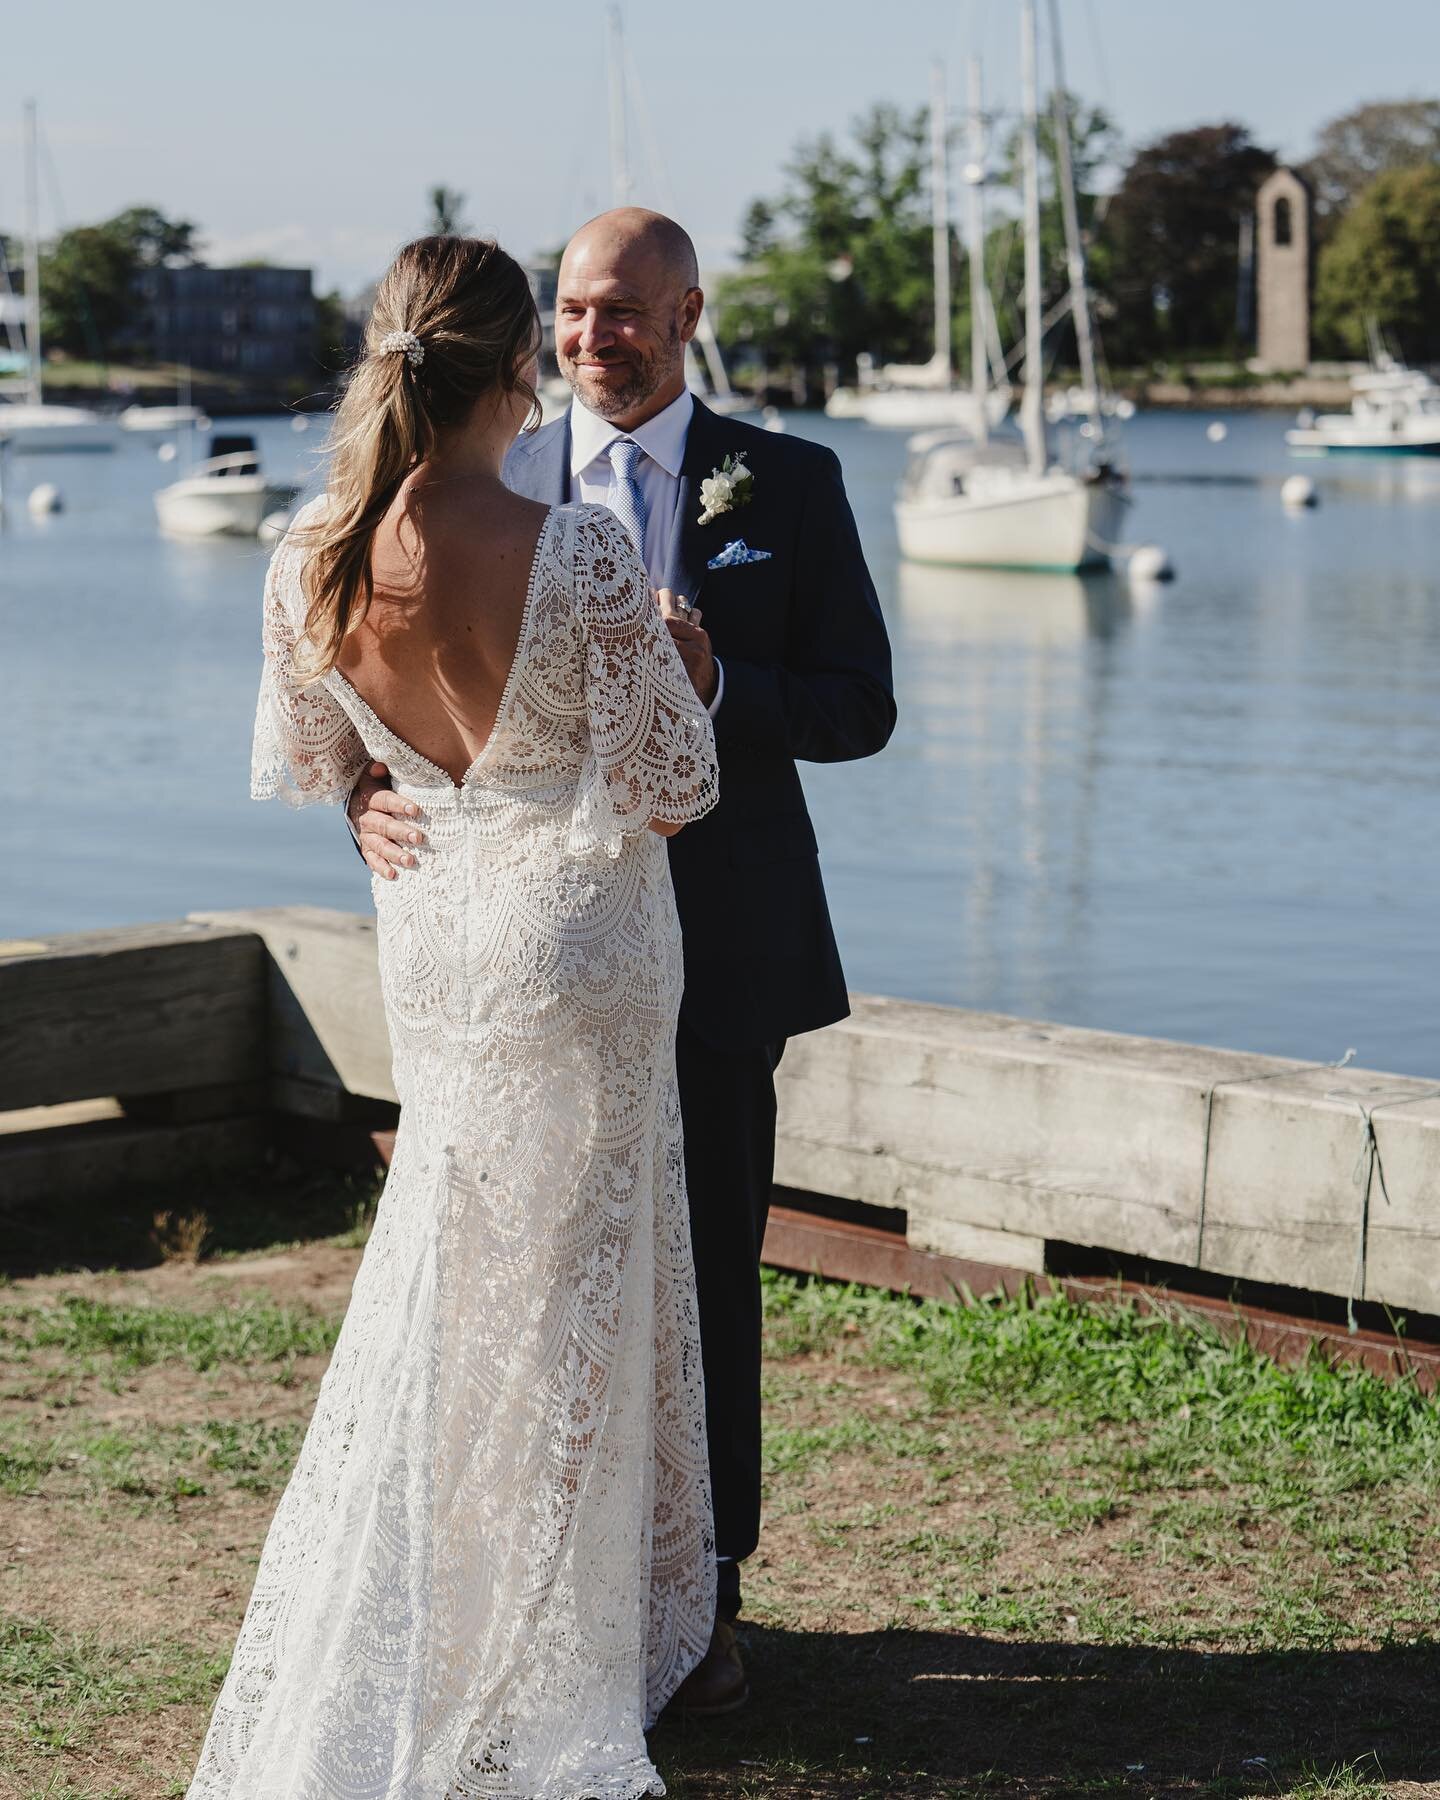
[568,387,723,715]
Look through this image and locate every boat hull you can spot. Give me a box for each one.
[895,474,1127,571]
[120,405,209,433]
[1286,429,1440,455]
[828,388,1007,431]
[154,477,271,538]
[0,408,117,452]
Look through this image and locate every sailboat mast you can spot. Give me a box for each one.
[23,99,41,406]
[1047,0,1100,418]
[606,8,631,206]
[965,56,989,446]
[930,59,951,387]
[1015,0,1044,471]
[1019,0,1045,474]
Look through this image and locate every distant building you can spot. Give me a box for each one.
[1254,168,1312,373]
[124,265,317,378]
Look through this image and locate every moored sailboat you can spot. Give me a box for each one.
[893,0,1128,572]
[0,102,116,454]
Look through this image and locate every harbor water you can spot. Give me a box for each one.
[4,410,1438,1077]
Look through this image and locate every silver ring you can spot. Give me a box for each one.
[675,598,693,617]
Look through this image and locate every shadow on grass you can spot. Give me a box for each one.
[656,1625,1440,1795]
[0,1160,380,1281]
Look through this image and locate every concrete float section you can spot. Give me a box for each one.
[3,905,1439,1325]
[772,993,1440,1317]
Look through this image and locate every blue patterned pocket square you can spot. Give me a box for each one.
[707,538,773,570]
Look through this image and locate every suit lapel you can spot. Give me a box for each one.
[666,399,729,605]
[508,412,571,505]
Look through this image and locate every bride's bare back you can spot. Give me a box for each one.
[334,476,552,786]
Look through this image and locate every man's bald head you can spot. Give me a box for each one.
[555,208,704,427]
[562,207,699,292]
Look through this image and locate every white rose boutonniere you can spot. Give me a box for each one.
[698,453,755,527]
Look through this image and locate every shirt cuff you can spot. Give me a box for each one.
[707,658,725,718]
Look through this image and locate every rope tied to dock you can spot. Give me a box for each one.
[1331,1075,1440,1332]
[1194,1046,1440,1334]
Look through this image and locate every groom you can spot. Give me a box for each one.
[351,208,895,1710]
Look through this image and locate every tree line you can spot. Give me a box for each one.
[713,97,1440,387]
[7,108,1436,391]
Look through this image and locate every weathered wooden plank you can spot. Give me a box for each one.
[0,921,265,1112]
[775,995,1440,1309]
[0,1114,266,1208]
[190,908,396,1103]
[1358,1092,1440,1315]
[774,995,1256,1266]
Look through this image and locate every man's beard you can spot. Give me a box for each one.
[562,326,680,421]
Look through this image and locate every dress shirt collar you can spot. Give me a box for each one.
[568,386,695,481]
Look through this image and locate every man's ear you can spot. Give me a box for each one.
[678,287,704,345]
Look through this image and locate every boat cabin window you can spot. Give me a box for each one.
[1273,196,1292,247]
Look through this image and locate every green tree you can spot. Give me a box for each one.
[426,186,469,236]
[714,103,934,386]
[1304,99,1440,225]
[312,288,350,373]
[1096,123,1275,363]
[39,205,199,358]
[109,205,200,269]
[1313,163,1440,360]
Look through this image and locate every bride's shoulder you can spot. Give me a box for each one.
[553,503,646,623]
[556,500,633,564]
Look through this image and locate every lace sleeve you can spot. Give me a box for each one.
[250,500,369,807]
[566,504,719,859]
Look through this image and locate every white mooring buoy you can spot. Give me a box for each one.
[1127,544,1175,583]
[156,440,178,463]
[291,415,310,433]
[1205,420,1228,444]
[27,483,63,516]
[1281,474,1318,509]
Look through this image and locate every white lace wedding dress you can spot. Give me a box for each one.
[188,500,719,1800]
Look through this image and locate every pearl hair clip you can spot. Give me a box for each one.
[378,329,425,367]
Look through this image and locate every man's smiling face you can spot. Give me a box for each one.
[555,212,702,428]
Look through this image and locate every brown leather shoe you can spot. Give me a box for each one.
[668,1618,749,1716]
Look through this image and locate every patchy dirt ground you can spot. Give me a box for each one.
[2,1236,1438,1799]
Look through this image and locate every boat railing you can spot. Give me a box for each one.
[190,451,261,481]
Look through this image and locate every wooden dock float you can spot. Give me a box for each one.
[4,906,1439,1379]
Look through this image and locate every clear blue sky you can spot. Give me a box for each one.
[3,0,1437,294]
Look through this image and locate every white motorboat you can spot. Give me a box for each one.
[120,403,210,433]
[154,434,300,538]
[892,7,1133,574]
[0,400,117,451]
[1286,356,1440,455]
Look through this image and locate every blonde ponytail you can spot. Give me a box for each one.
[296,235,540,678]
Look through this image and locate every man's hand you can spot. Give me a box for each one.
[657,588,717,706]
[349,760,427,879]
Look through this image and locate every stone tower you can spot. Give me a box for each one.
[1255,167,1311,372]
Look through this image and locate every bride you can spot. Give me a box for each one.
[188,236,720,1798]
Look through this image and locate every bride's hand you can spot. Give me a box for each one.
[655,589,717,706]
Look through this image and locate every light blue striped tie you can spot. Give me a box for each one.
[606,436,648,564]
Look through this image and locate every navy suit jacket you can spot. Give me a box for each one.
[503,399,896,1053]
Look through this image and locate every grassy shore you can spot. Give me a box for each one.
[1,1177,1437,1798]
